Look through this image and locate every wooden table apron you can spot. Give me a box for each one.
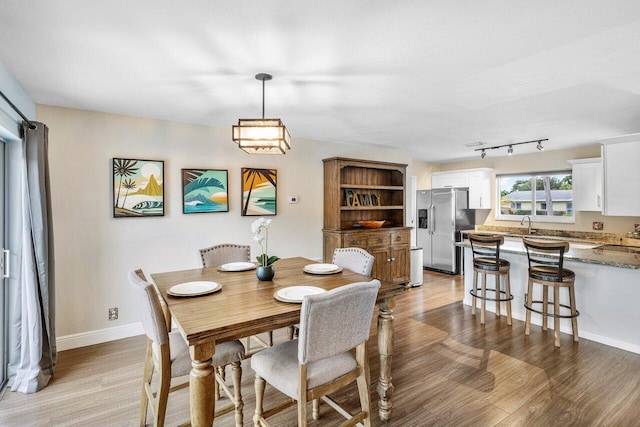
[151,257,405,426]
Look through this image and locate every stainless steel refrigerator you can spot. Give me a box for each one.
[417,188,475,274]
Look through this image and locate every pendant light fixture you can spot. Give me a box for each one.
[232,73,291,154]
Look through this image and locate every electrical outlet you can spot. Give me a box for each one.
[108,307,118,321]
[592,221,603,231]
[288,195,299,204]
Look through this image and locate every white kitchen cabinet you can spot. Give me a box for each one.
[568,158,602,212]
[431,171,469,189]
[468,169,492,209]
[431,168,493,209]
[601,140,640,216]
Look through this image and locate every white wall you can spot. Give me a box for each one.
[36,105,412,345]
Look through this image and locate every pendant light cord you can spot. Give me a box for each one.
[261,77,265,119]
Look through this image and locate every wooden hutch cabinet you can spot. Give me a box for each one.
[323,157,411,285]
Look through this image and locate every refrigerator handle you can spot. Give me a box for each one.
[429,204,435,234]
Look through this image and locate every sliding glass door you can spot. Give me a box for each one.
[0,140,6,389]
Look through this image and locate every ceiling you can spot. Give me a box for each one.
[1,0,640,162]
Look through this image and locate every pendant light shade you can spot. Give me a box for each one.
[232,73,291,154]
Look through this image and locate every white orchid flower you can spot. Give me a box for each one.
[250,217,278,267]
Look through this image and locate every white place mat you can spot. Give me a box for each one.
[303,263,343,275]
[168,281,222,297]
[274,286,326,303]
[218,262,257,272]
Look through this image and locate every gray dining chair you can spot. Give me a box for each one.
[332,247,375,275]
[252,279,381,427]
[288,248,375,340]
[199,243,273,354]
[199,243,251,268]
[128,270,245,427]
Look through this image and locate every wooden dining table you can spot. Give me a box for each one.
[151,257,405,426]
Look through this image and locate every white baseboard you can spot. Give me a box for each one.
[56,322,144,351]
[462,298,640,355]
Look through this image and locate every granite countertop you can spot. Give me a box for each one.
[457,235,640,269]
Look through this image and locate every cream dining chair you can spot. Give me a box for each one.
[332,247,375,275]
[199,243,252,269]
[252,279,381,427]
[199,243,274,354]
[128,270,245,427]
[288,247,375,340]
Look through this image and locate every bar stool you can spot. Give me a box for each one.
[468,234,513,325]
[522,238,579,347]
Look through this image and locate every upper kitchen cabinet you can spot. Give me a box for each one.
[568,158,602,212]
[600,138,640,216]
[431,168,493,209]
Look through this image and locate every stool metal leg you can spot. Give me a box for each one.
[505,272,512,326]
[471,270,478,317]
[569,285,579,342]
[495,274,501,318]
[542,285,549,331]
[480,271,487,325]
[525,278,533,336]
[553,286,561,347]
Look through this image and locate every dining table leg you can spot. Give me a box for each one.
[189,342,216,426]
[377,296,396,421]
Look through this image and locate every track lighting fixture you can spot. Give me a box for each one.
[475,138,548,158]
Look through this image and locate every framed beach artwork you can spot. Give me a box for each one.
[241,168,277,216]
[182,169,229,214]
[112,158,164,218]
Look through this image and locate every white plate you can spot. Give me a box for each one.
[303,263,343,275]
[218,262,257,272]
[167,281,222,297]
[274,286,326,303]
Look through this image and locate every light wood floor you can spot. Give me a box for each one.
[2,270,640,426]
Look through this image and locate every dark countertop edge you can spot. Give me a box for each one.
[457,241,640,270]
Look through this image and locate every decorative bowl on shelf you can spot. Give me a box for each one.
[358,220,386,229]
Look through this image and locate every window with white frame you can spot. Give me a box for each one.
[496,171,574,223]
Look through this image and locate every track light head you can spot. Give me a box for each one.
[481,149,486,159]
[507,145,513,155]
[537,141,544,151]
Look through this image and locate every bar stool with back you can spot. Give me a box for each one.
[468,233,513,325]
[522,238,579,347]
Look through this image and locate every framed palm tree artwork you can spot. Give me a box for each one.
[182,169,229,214]
[241,168,277,216]
[112,158,164,218]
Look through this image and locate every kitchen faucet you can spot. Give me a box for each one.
[521,215,532,234]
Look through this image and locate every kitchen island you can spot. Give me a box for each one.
[458,236,640,353]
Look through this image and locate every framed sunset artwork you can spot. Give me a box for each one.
[241,168,277,216]
[182,169,229,214]
[112,158,164,218]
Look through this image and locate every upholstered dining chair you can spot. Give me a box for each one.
[288,247,376,341]
[128,270,245,427]
[199,243,273,354]
[199,243,251,269]
[252,279,381,427]
[332,247,375,275]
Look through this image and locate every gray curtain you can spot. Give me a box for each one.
[6,121,56,393]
